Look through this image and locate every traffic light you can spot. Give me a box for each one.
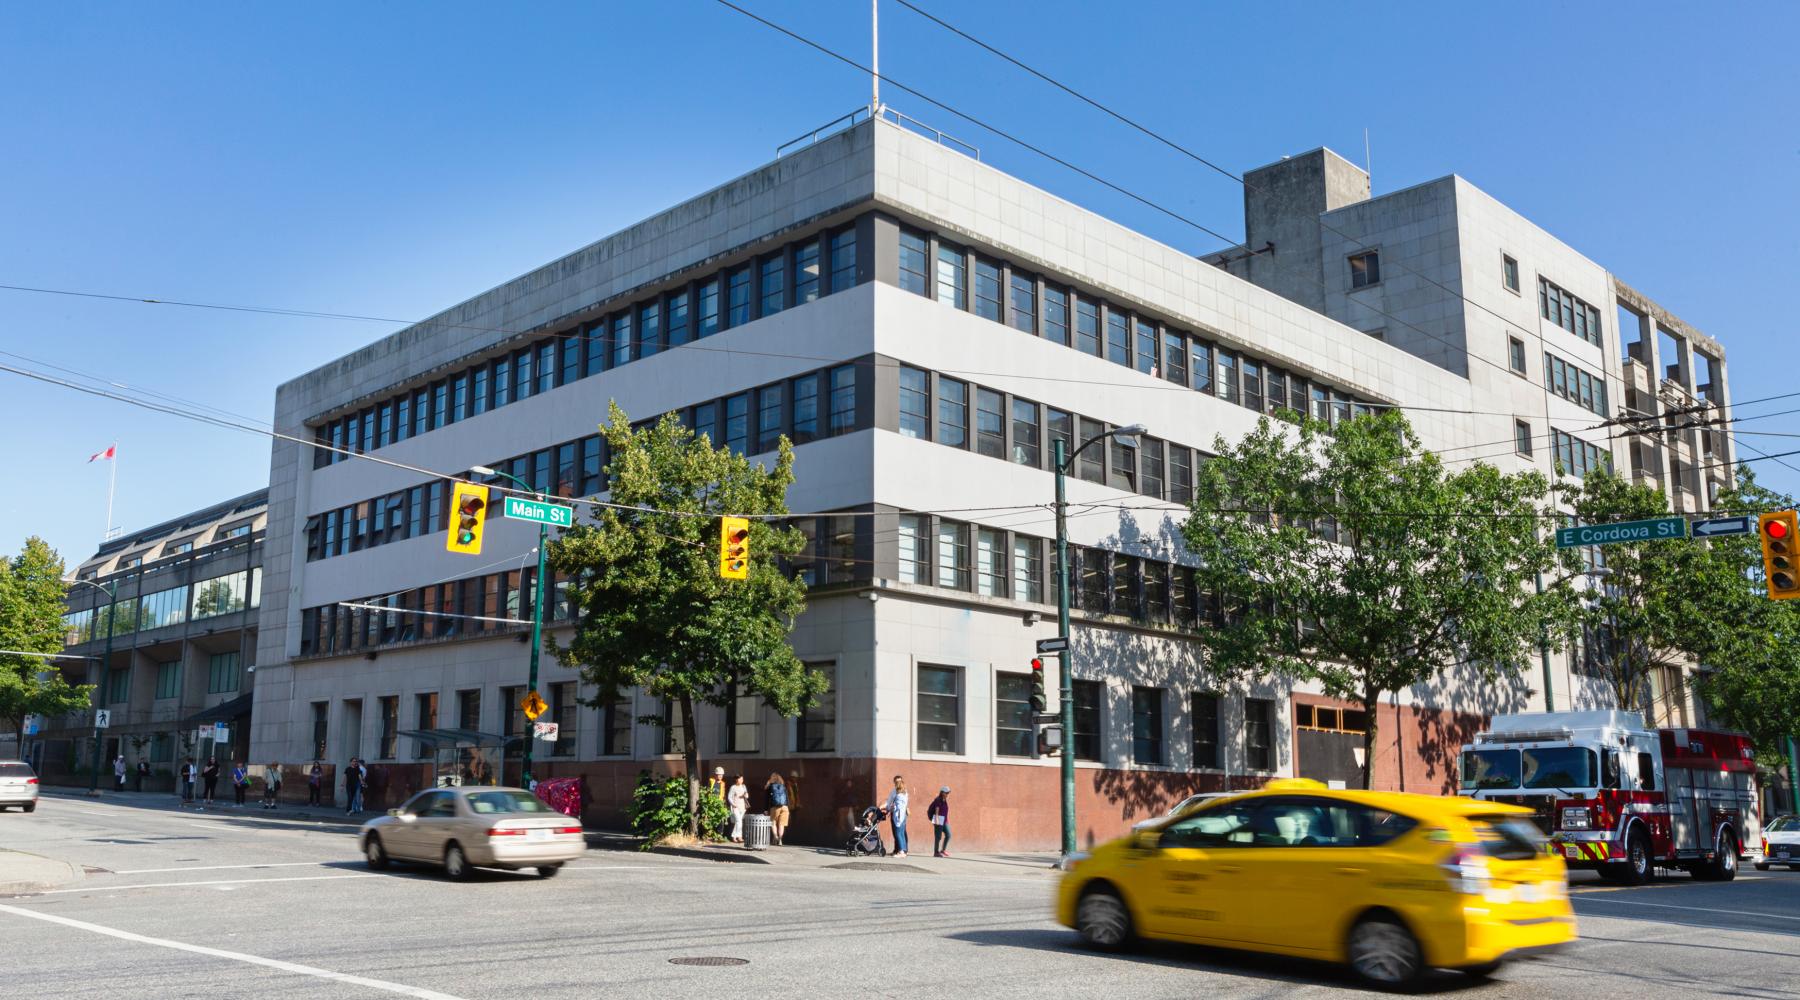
[446,482,489,555]
[1760,511,1800,600]
[719,516,750,580]
[1029,657,1048,713]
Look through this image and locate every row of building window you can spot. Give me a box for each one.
[311,226,861,468]
[299,508,871,657]
[1544,351,1609,416]
[897,364,1226,500]
[1539,277,1602,347]
[327,666,838,763]
[896,226,1376,422]
[304,361,868,563]
[102,652,242,706]
[919,665,1276,769]
[1551,428,1613,479]
[62,570,261,643]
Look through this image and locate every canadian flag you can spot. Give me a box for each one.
[87,444,116,463]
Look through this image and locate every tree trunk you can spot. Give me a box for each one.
[680,691,700,838]
[1360,685,1381,791]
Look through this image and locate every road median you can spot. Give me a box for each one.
[0,849,83,896]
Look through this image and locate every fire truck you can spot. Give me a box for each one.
[1460,710,1761,884]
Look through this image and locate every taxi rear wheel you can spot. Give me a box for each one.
[1075,885,1134,952]
[1347,914,1423,989]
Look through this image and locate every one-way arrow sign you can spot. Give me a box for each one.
[1692,516,1754,539]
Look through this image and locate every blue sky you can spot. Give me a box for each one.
[3,1,1796,564]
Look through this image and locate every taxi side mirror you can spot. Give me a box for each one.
[1132,830,1161,853]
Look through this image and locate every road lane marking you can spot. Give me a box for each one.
[0,903,470,1000]
[112,861,338,874]
[1573,896,1798,921]
[31,873,376,895]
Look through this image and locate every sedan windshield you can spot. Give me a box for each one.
[1768,815,1799,833]
[466,790,552,814]
[1521,747,1596,788]
[1460,750,1519,790]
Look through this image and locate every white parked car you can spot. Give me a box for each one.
[1757,814,1799,870]
[0,761,39,812]
[359,786,584,880]
[1131,791,1234,830]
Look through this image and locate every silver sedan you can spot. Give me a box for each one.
[359,786,585,879]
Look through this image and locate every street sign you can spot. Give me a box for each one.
[213,724,230,744]
[93,709,111,729]
[1555,516,1686,548]
[502,495,574,528]
[23,715,40,736]
[521,690,548,721]
[1692,515,1754,539]
[533,722,560,742]
[1035,636,1070,654]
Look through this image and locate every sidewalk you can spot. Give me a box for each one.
[0,849,83,895]
[43,791,1061,877]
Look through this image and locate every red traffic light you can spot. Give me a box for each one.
[1768,519,1790,540]
[1030,657,1043,672]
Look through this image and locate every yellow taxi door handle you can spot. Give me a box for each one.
[1216,864,1243,874]
[1335,867,1367,876]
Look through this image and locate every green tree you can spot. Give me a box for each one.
[1563,471,1734,714]
[0,538,96,747]
[1180,411,1575,788]
[1684,470,1800,759]
[548,404,823,837]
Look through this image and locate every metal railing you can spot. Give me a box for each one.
[775,104,980,162]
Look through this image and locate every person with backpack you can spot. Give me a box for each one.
[230,761,249,807]
[764,773,792,846]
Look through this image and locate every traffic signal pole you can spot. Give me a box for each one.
[88,579,118,794]
[1052,438,1075,860]
[524,518,546,788]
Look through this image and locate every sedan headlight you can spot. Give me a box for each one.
[1560,807,1591,830]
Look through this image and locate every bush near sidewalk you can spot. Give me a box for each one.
[628,774,727,849]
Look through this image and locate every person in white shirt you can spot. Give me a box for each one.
[726,774,750,843]
[885,775,910,858]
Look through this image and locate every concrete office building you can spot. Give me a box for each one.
[247,115,1732,849]
[1208,148,1732,729]
[31,491,267,788]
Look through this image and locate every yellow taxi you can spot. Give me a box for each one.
[1057,779,1575,988]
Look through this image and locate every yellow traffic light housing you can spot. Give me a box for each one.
[1760,511,1800,600]
[446,482,490,555]
[719,516,750,580]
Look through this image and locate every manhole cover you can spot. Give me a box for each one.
[669,957,749,967]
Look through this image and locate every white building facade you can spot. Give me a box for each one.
[248,119,1730,849]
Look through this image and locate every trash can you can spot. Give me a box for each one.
[745,812,773,851]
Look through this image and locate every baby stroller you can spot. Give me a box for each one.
[845,805,888,857]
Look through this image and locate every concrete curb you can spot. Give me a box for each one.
[0,849,83,896]
[648,845,774,865]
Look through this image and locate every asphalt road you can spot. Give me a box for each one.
[5,794,1798,999]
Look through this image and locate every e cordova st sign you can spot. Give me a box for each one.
[1555,516,1687,549]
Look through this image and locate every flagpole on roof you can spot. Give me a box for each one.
[104,443,117,542]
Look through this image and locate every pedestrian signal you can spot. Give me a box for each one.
[719,516,750,580]
[1760,511,1800,600]
[446,483,490,555]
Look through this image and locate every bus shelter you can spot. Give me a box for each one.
[399,729,516,788]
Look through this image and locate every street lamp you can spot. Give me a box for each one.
[1052,422,1146,860]
[470,466,549,788]
[67,577,119,795]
